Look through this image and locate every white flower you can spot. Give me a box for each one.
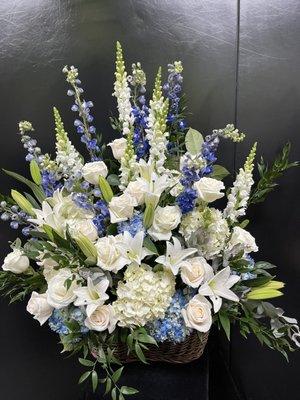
[95,235,128,273]
[46,268,79,309]
[37,256,59,282]
[109,193,136,223]
[113,263,175,327]
[181,207,229,260]
[156,237,197,275]
[108,138,127,160]
[26,292,53,325]
[68,219,98,242]
[117,231,153,265]
[226,226,258,256]
[124,180,147,206]
[180,257,213,288]
[2,248,30,274]
[85,304,117,333]
[148,206,181,241]
[193,177,225,203]
[82,161,108,185]
[74,277,109,316]
[182,294,212,333]
[198,266,240,312]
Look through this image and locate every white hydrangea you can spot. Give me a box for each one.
[224,143,257,223]
[180,207,230,260]
[113,264,175,327]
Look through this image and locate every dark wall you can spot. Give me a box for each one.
[0,1,299,399]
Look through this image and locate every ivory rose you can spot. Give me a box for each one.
[26,292,53,325]
[193,177,225,203]
[2,248,30,274]
[108,137,127,160]
[84,304,117,333]
[180,257,213,288]
[82,161,108,185]
[148,206,181,241]
[182,294,212,332]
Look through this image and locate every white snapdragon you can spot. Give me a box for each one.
[224,143,257,223]
[26,292,54,325]
[194,177,225,203]
[145,69,169,174]
[2,248,30,274]
[148,206,181,241]
[82,161,108,185]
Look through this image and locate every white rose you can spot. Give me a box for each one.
[193,177,225,203]
[148,206,181,241]
[68,219,98,242]
[82,161,108,185]
[109,193,135,223]
[26,292,53,325]
[95,236,127,273]
[182,294,212,332]
[180,257,213,288]
[124,180,146,206]
[46,268,78,309]
[108,138,127,160]
[2,248,30,274]
[84,304,117,333]
[228,226,258,254]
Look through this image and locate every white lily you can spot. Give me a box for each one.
[156,237,197,275]
[116,231,153,265]
[198,266,240,312]
[29,200,64,235]
[74,277,109,316]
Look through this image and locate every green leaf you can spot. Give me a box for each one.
[78,358,94,367]
[92,370,98,392]
[143,236,158,255]
[24,192,40,209]
[29,160,42,185]
[99,176,114,203]
[219,312,231,340]
[104,378,112,395]
[138,334,158,346]
[134,343,147,364]
[121,386,139,395]
[112,387,117,400]
[239,219,249,229]
[3,169,45,203]
[185,128,203,155]
[112,366,124,383]
[211,165,230,180]
[107,174,120,186]
[11,190,35,216]
[243,276,273,287]
[78,371,91,384]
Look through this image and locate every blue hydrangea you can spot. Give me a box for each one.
[147,290,193,344]
[241,256,257,281]
[117,212,145,237]
[48,309,70,335]
[49,307,89,337]
[176,188,197,214]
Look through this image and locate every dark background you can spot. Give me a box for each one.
[0,1,299,399]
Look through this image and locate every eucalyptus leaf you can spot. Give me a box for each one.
[185,128,203,155]
[211,165,230,180]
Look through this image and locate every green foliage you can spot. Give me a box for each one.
[0,270,46,303]
[250,142,299,204]
[185,128,203,155]
[3,169,45,203]
[211,165,230,180]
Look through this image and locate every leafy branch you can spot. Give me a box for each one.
[249,142,299,205]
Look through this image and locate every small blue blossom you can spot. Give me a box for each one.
[147,290,193,344]
[176,188,197,214]
[117,213,145,237]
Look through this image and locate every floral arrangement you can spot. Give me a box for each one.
[0,42,299,399]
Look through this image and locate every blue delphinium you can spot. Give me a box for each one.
[148,290,192,344]
[0,201,31,233]
[42,170,62,197]
[117,212,145,237]
[93,200,110,237]
[176,188,197,215]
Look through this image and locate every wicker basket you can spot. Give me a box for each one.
[95,331,209,364]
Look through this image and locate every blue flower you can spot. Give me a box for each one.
[176,188,197,214]
[147,290,193,344]
[117,212,145,237]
